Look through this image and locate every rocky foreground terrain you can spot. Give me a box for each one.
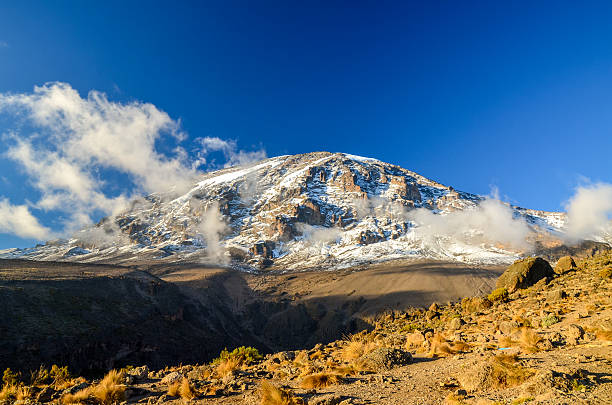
[2,252,611,404]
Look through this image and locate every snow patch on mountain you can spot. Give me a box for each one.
[1,152,573,270]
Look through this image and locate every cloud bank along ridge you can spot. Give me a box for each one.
[0,82,265,242]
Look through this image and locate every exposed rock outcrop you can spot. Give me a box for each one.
[496,257,555,292]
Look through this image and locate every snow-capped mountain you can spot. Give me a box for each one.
[0,152,571,269]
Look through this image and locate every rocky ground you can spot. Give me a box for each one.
[2,252,611,404]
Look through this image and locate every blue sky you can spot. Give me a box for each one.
[1,1,612,248]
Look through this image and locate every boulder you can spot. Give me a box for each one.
[362,347,412,370]
[554,256,576,274]
[564,324,584,345]
[448,317,464,331]
[160,371,182,385]
[495,257,554,292]
[127,365,149,380]
[249,240,276,259]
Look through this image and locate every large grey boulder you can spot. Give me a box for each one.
[496,257,554,292]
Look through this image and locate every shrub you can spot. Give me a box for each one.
[2,368,20,387]
[214,346,263,365]
[541,315,560,328]
[213,346,263,377]
[488,288,509,302]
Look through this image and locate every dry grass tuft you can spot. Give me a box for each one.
[519,327,541,353]
[490,354,534,388]
[16,385,32,401]
[429,333,457,357]
[179,378,197,400]
[0,384,18,402]
[595,329,612,341]
[62,388,91,404]
[342,334,378,361]
[300,373,343,389]
[63,369,125,405]
[91,369,125,404]
[450,341,472,353]
[167,381,181,397]
[216,356,241,377]
[444,392,468,405]
[260,381,302,405]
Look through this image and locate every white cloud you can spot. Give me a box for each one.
[564,182,612,240]
[408,196,531,250]
[196,136,267,168]
[195,200,228,264]
[0,199,51,239]
[0,82,265,243]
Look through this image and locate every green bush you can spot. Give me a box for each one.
[2,368,20,386]
[213,346,263,366]
[488,287,509,302]
[50,365,71,385]
[541,315,560,328]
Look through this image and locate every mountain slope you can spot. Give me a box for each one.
[0,152,570,269]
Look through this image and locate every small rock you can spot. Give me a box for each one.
[499,320,518,335]
[160,371,182,385]
[554,256,576,274]
[547,289,567,301]
[565,324,584,342]
[128,365,149,380]
[362,347,412,370]
[448,317,464,331]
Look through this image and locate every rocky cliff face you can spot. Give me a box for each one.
[0,152,571,269]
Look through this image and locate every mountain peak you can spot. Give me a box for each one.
[1,152,569,269]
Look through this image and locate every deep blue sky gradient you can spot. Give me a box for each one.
[1,1,612,247]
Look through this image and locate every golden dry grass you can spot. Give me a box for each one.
[179,378,197,400]
[0,384,17,402]
[444,392,468,405]
[429,333,457,357]
[216,356,241,377]
[490,354,535,388]
[300,372,343,389]
[91,369,125,404]
[260,381,302,405]
[595,329,612,341]
[62,389,91,404]
[519,327,542,353]
[167,381,180,397]
[62,369,125,405]
[342,334,378,361]
[16,385,32,401]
